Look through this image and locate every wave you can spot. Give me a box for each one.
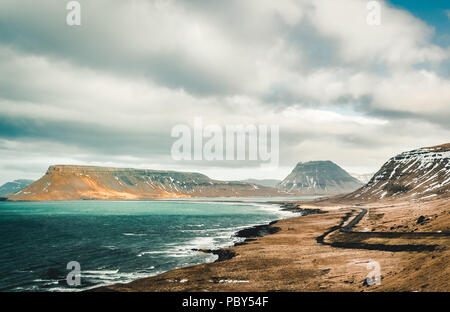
[2,200,295,292]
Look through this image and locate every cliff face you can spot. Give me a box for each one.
[347,143,450,201]
[7,165,283,201]
[277,161,363,195]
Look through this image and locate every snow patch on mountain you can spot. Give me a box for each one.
[347,143,450,201]
[278,161,363,195]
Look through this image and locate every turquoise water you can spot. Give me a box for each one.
[0,200,297,292]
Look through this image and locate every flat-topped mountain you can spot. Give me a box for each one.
[0,179,34,196]
[347,143,450,201]
[7,165,283,201]
[277,161,363,195]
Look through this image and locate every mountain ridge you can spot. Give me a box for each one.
[0,179,34,196]
[6,165,284,201]
[346,143,450,201]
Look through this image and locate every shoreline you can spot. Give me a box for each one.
[87,220,285,292]
[194,221,283,263]
[0,195,322,204]
[90,203,327,292]
[1,199,300,292]
[88,202,298,292]
[92,197,449,292]
[197,205,329,263]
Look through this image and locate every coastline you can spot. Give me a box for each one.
[85,219,285,292]
[195,205,328,262]
[89,203,331,292]
[88,201,305,292]
[0,199,302,292]
[92,197,449,292]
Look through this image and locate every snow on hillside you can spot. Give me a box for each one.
[348,144,450,201]
[278,161,363,195]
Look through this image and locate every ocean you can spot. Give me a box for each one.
[0,199,303,292]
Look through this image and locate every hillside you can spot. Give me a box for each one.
[277,161,363,195]
[0,179,34,196]
[6,165,283,201]
[346,143,450,201]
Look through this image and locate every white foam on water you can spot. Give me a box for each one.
[30,201,296,292]
[45,269,164,292]
[166,203,297,257]
[137,250,196,257]
[248,202,302,219]
[84,269,119,274]
[102,245,118,250]
[32,279,59,284]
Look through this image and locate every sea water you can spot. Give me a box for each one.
[0,199,301,292]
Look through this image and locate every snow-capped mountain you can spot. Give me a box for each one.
[347,143,450,201]
[277,161,363,195]
[0,179,34,196]
[6,165,283,201]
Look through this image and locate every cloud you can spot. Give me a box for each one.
[311,0,447,65]
[0,0,449,184]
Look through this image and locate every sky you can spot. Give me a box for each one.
[388,0,450,45]
[0,0,449,185]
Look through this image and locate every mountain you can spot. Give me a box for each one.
[277,161,363,195]
[6,165,283,201]
[350,173,374,184]
[0,179,34,196]
[347,143,450,201]
[241,179,281,188]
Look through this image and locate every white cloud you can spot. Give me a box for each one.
[0,0,449,183]
[310,0,447,66]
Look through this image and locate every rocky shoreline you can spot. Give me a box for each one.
[91,198,449,292]
[278,202,327,215]
[194,221,283,262]
[193,204,327,263]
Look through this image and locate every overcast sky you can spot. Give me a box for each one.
[0,0,449,185]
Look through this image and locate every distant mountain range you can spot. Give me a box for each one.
[346,143,450,201]
[6,165,284,201]
[350,173,374,184]
[0,179,34,196]
[0,163,375,200]
[241,179,281,188]
[277,161,364,195]
[4,143,449,201]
